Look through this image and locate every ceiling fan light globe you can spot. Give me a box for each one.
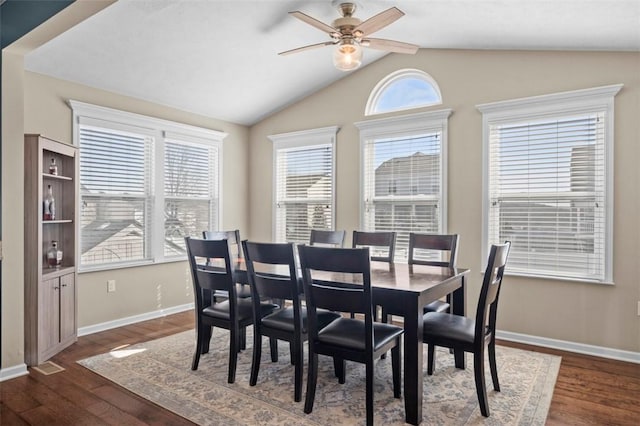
[333,41,363,71]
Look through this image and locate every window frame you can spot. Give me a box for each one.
[269,126,339,244]
[70,100,227,272]
[355,109,452,261]
[365,69,443,116]
[477,84,622,284]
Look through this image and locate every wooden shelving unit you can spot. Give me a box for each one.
[24,134,79,366]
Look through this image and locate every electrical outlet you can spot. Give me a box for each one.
[107,280,116,293]
[637,301,640,317]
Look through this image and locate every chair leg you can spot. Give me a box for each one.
[304,352,319,414]
[191,323,203,371]
[293,339,304,402]
[202,325,212,354]
[240,327,247,351]
[488,341,500,391]
[381,307,388,359]
[249,327,262,386]
[391,341,402,398]
[333,357,346,384]
[365,357,374,426]
[474,350,490,417]
[269,337,278,362]
[228,328,240,384]
[427,344,435,375]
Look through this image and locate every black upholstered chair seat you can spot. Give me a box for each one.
[318,317,404,351]
[213,283,252,299]
[204,298,278,322]
[423,312,475,345]
[423,300,451,314]
[261,306,341,333]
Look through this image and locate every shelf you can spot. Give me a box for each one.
[43,219,73,224]
[42,265,76,279]
[42,173,73,181]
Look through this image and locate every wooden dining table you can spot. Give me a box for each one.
[226,257,469,425]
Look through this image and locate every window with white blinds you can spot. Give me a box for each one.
[71,100,226,271]
[269,127,338,244]
[478,85,621,283]
[163,137,219,257]
[356,110,451,261]
[79,125,152,267]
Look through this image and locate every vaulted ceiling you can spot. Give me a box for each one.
[23,0,640,126]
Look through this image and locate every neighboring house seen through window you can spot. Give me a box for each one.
[269,127,338,244]
[478,85,621,283]
[71,101,226,271]
[356,109,452,261]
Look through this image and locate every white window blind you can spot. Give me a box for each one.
[363,133,442,260]
[72,100,227,271]
[479,84,621,283]
[488,113,606,280]
[270,127,338,244]
[356,110,451,262]
[164,139,219,257]
[79,125,152,267]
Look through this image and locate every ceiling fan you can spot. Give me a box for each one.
[279,1,419,71]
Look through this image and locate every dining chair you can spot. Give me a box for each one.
[309,229,346,247]
[422,241,510,417]
[185,237,278,383]
[409,233,460,314]
[242,241,341,402]
[298,245,403,426]
[351,230,396,320]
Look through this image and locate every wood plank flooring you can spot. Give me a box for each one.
[1,311,638,425]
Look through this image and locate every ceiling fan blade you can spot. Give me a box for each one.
[289,11,338,35]
[278,41,336,56]
[354,7,404,36]
[362,38,419,54]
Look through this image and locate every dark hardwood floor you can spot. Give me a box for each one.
[1,311,638,425]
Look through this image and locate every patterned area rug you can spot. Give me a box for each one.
[79,329,560,425]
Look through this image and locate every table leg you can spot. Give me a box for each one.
[452,275,467,369]
[403,298,423,425]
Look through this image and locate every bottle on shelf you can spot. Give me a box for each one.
[43,184,56,220]
[49,158,58,175]
[47,240,63,268]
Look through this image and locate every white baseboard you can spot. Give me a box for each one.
[78,303,194,336]
[496,330,640,364]
[0,363,28,382]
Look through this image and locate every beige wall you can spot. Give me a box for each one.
[2,52,27,368]
[249,49,640,353]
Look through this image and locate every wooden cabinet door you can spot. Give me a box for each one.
[59,273,76,342]
[40,276,60,353]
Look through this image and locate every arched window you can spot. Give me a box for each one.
[365,69,442,116]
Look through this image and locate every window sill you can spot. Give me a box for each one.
[78,257,186,274]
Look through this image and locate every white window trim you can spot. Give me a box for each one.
[477,84,622,284]
[268,126,339,242]
[355,109,452,246]
[365,69,443,116]
[69,100,228,272]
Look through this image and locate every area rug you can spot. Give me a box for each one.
[78,328,560,425]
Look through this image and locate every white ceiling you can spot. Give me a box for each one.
[24,0,640,126]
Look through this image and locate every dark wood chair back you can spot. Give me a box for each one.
[203,229,242,257]
[298,245,372,335]
[409,233,459,267]
[186,237,237,303]
[309,229,346,247]
[475,242,510,344]
[242,241,301,308]
[352,230,396,263]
